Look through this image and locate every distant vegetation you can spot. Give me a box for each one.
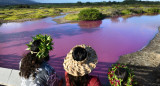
[0,0,160,22]
[63,6,160,21]
[78,9,103,21]
[0,8,61,21]
[2,0,160,8]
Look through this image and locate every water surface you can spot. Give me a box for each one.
[0,14,159,84]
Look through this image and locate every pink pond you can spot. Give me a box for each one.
[0,14,159,84]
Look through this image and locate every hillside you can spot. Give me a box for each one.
[0,0,37,5]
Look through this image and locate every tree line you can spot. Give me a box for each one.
[1,0,160,9]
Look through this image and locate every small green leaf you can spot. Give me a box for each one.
[26,48,30,50]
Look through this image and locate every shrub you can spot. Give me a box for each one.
[16,5,30,8]
[147,8,160,14]
[111,9,123,17]
[129,8,145,14]
[78,8,103,21]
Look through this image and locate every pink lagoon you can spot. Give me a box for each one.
[0,14,160,83]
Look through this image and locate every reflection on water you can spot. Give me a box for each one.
[0,22,2,27]
[78,20,102,29]
[0,14,160,84]
[111,17,120,23]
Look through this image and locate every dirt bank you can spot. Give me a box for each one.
[118,27,160,67]
[117,27,160,85]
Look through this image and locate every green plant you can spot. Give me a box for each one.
[129,8,145,14]
[121,9,132,15]
[108,64,136,86]
[64,14,79,20]
[26,34,54,59]
[0,8,61,21]
[4,15,20,20]
[147,8,160,14]
[78,8,103,21]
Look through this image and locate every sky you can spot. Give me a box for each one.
[32,0,160,3]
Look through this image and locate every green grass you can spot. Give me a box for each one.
[121,9,132,15]
[0,5,160,21]
[0,8,61,21]
[64,14,79,20]
[59,5,160,21]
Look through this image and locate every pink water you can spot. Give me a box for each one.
[0,14,159,84]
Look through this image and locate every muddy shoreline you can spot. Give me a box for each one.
[0,13,158,24]
[117,27,160,67]
[117,27,160,85]
[53,17,79,24]
[0,18,39,23]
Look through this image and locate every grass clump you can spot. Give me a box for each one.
[78,8,103,21]
[4,16,20,20]
[1,5,160,22]
[121,9,132,15]
[64,14,79,20]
